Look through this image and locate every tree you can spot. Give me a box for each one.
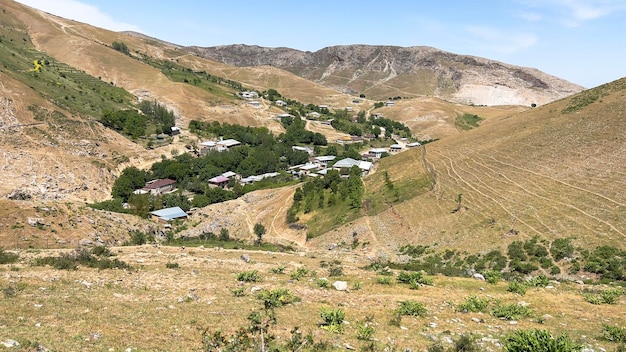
[111,166,147,201]
[254,223,267,246]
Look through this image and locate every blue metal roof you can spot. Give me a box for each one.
[150,206,187,221]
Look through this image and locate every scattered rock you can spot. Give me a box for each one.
[345,343,356,350]
[250,286,261,293]
[240,254,251,263]
[332,281,348,291]
[328,243,337,250]
[27,218,46,227]
[1,339,19,348]
[472,273,485,280]
[429,322,438,328]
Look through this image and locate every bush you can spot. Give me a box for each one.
[290,267,310,281]
[457,296,490,313]
[376,276,393,285]
[491,303,533,320]
[396,300,427,317]
[484,270,502,284]
[504,329,582,351]
[319,308,345,334]
[602,324,626,342]
[165,262,179,269]
[583,288,623,305]
[236,270,261,282]
[316,278,331,289]
[231,287,246,297]
[256,288,299,309]
[453,334,480,352]
[528,274,550,287]
[0,247,19,264]
[396,271,433,286]
[507,281,528,295]
[91,246,112,257]
[355,323,375,341]
[271,265,286,274]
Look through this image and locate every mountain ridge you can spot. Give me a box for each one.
[187,43,584,106]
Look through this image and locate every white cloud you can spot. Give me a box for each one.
[467,26,538,55]
[15,0,141,32]
[518,11,543,21]
[521,0,626,26]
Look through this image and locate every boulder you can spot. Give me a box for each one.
[332,281,348,291]
[240,254,250,263]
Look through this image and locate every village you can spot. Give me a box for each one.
[130,96,422,224]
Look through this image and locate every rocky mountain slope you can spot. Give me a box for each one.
[188,44,584,106]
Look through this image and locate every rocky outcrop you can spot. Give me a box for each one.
[187,44,584,106]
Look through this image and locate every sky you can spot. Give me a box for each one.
[14,0,626,88]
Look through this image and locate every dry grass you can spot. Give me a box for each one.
[1,245,624,351]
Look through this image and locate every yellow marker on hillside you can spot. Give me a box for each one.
[32,60,42,72]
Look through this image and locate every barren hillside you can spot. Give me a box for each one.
[187,44,584,106]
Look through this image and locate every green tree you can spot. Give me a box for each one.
[254,223,267,245]
[111,167,147,201]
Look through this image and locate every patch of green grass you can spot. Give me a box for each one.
[455,113,483,130]
[491,302,533,320]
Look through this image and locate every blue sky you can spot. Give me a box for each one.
[15,0,626,88]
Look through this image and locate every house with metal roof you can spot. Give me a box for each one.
[150,206,188,223]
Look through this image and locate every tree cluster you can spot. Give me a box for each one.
[101,100,175,138]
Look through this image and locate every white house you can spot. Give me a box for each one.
[407,142,421,148]
[332,158,372,176]
[369,148,388,159]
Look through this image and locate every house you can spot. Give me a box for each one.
[312,155,336,167]
[389,144,403,152]
[248,101,261,108]
[208,175,230,188]
[137,179,176,195]
[307,112,321,119]
[150,206,188,223]
[407,142,421,148]
[335,135,364,145]
[275,100,286,107]
[362,133,376,141]
[319,119,333,125]
[216,138,241,151]
[332,158,372,176]
[240,91,259,99]
[318,105,329,111]
[384,101,395,107]
[221,171,238,179]
[372,113,383,119]
[369,148,388,159]
[299,163,319,175]
[169,126,181,136]
[292,145,314,155]
[239,172,279,185]
[276,113,294,119]
[345,107,353,112]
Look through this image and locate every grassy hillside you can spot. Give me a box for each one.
[347,78,626,255]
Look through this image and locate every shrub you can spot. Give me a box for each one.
[271,265,286,274]
[231,287,246,297]
[484,270,502,284]
[453,334,480,352]
[91,246,112,257]
[376,276,393,285]
[236,270,261,283]
[583,288,623,305]
[352,282,363,290]
[0,247,19,264]
[504,329,582,352]
[290,267,310,281]
[602,324,626,342]
[256,288,299,309]
[355,323,376,341]
[165,262,179,269]
[396,300,427,317]
[507,281,528,295]
[457,296,490,313]
[316,278,331,289]
[396,271,433,286]
[491,303,533,320]
[319,308,345,334]
[528,274,550,287]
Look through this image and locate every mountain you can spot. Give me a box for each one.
[187,44,584,106]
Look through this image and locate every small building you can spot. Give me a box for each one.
[389,144,403,152]
[216,138,241,151]
[248,101,261,108]
[240,91,259,99]
[312,155,336,167]
[299,163,319,175]
[318,105,329,111]
[319,119,333,125]
[169,126,181,136]
[138,179,176,195]
[208,175,230,188]
[372,113,383,119]
[275,100,286,107]
[150,206,188,223]
[407,142,421,148]
[369,148,388,159]
[307,112,321,119]
[332,158,372,177]
[345,107,353,112]
[384,101,395,107]
[221,171,238,179]
[276,113,294,119]
[292,145,314,155]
